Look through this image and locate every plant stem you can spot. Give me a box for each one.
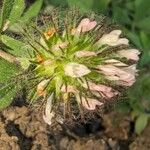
[0,50,20,64]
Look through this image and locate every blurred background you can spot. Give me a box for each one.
[38,0,150,134]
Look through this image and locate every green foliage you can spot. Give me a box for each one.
[8,0,25,23]
[1,35,30,57]
[0,0,43,32]
[135,113,149,135]
[0,0,14,30]
[128,74,150,134]
[0,0,43,110]
[20,0,43,22]
[0,84,16,110]
[0,58,19,83]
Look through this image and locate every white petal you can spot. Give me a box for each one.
[43,93,55,125]
[64,62,91,78]
[109,30,122,36]
[99,34,119,46]
[116,38,129,46]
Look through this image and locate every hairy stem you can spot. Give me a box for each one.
[0,50,20,64]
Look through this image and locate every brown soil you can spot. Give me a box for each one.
[0,105,150,150]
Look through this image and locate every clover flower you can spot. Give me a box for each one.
[8,10,140,125]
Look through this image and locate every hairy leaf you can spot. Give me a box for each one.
[20,0,43,23]
[0,84,17,110]
[8,0,25,23]
[0,0,15,30]
[0,58,19,83]
[1,35,31,58]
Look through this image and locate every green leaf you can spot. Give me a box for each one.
[0,0,15,30]
[0,84,17,110]
[20,0,43,23]
[0,58,19,83]
[8,0,25,23]
[1,35,30,58]
[135,113,149,135]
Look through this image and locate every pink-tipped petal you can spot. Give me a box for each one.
[81,97,103,110]
[98,64,137,87]
[82,81,119,99]
[118,49,140,61]
[76,18,97,33]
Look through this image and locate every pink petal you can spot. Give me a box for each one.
[81,97,103,110]
[117,49,140,61]
[82,81,119,99]
[82,81,111,92]
[76,18,97,33]
[98,65,137,87]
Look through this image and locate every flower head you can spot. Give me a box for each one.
[17,10,140,124]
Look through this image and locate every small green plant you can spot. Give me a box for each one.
[0,0,43,109]
[0,0,140,125]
